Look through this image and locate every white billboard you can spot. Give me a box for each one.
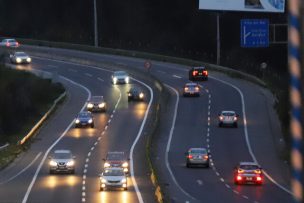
[199,0,285,13]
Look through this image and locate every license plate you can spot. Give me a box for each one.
[246,177,252,181]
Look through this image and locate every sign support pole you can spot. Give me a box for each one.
[216,12,220,65]
[93,0,98,47]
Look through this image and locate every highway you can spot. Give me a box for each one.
[0,45,294,203]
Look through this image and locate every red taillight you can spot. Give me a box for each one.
[236,175,242,181]
[203,155,208,160]
[192,71,198,76]
[219,116,224,120]
[234,116,237,121]
[188,155,193,159]
[16,42,19,46]
[6,42,9,47]
[203,70,208,76]
[256,176,262,181]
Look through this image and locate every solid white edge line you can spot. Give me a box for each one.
[210,76,294,196]
[129,77,153,203]
[0,152,42,185]
[22,74,91,203]
[164,84,198,201]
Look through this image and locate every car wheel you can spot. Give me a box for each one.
[186,163,190,168]
[124,187,128,191]
[219,122,222,127]
[91,124,94,128]
[100,187,104,191]
[75,125,79,128]
[205,163,210,168]
[71,169,75,174]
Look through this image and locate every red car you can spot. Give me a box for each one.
[234,162,263,185]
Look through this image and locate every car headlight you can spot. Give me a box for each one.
[16,58,22,63]
[104,162,110,168]
[113,77,117,84]
[139,93,144,98]
[26,58,31,62]
[88,119,93,123]
[87,103,93,108]
[125,77,130,83]
[99,103,105,108]
[121,178,127,183]
[122,162,128,168]
[66,160,74,166]
[100,178,107,183]
[49,160,57,166]
[75,119,80,124]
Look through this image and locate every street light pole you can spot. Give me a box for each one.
[216,12,220,65]
[93,0,98,47]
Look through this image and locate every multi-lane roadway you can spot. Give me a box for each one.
[0,45,294,203]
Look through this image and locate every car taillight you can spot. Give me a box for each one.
[188,155,193,159]
[203,155,208,160]
[16,42,19,46]
[192,71,198,76]
[219,116,224,120]
[234,116,237,121]
[195,87,199,91]
[254,169,261,174]
[256,176,262,181]
[236,175,242,181]
[203,70,208,75]
[237,169,244,174]
[6,42,9,47]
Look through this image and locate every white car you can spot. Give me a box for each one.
[99,167,128,191]
[48,150,76,174]
[10,52,31,64]
[218,110,239,127]
[112,71,130,84]
[0,38,20,47]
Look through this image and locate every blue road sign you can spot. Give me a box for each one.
[241,19,269,48]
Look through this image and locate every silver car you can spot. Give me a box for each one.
[86,96,106,112]
[218,110,239,128]
[10,52,31,64]
[48,150,76,174]
[0,38,20,47]
[185,148,210,168]
[183,82,200,97]
[112,71,130,84]
[99,167,128,191]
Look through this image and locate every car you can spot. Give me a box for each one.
[185,148,210,168]
[74,111,94,128]
[127,87,144,101]
[112,71,130,84]
[48,150,75,174]
[103,152,130,174]
[183,82,200,97]
[0,38,20,48]
[86,96,106,112]
[189,66,208,81]
[218,110,239,128]
[9,52,31,64]
[234,162,263,185]
[99,167,128,191]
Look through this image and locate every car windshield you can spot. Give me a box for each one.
[190,149,206,154]
[186,84,197,88]
[103,169,124,176]
[53,152,72,159]
[91,96,103,102]
[239,165,259,170]
[107,153,124,160]
[222,112,235,116]
[79,112,90,118]
[8,39,16,43]
[194,67,206,72]
[114,71,127,76]
[15,52,27,57]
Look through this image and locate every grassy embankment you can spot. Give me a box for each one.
[0,63,64,169]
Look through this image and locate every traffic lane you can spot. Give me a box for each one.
[0,67,89,202]
[207,78,293,203]
[84,84,150,203]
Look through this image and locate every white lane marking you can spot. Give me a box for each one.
[210,76,294,196]
[220,178,224,182]
[0,152,42,185]
[83,169,87,174]
[83,175,86,179]
[22,75,91,203]
[82,186,85,190]
[129,77,154,203]
[88,152,91,157]
[197,180,203,185]
[108,119,111,123]
[84,164,88,168]
[97,77,104,82]
[225,184,231,189]
[47,65,58,68]
[86,158,89,163]
[233,190,240,195]
[82,198,85,202]
[157,70,166,74]
[215,172,220,176]
[90,147,94,151]
[68,68,77,72]
[94,142,98,146]
[164,84,198,201]
[82,192,86,197]
[172,75,182,79]
[243,195,249,199]
[85,73,93,77]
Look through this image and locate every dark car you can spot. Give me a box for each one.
[189,66,208,81]
[74,111,94,128]
[86,96,106,112]
[9,51,31,64]
[127,87,144,102]
[234,162,263,185]
[103,152,130,174]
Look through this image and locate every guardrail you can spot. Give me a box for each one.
[0,143,9,151]
[18,91,66,145]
